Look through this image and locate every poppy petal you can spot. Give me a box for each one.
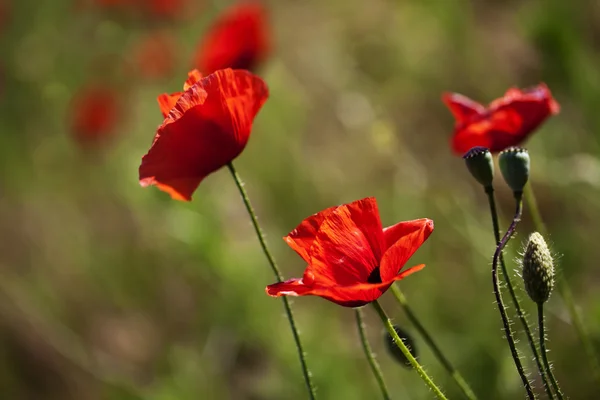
[139,69,269,200]
[306,199,383,287]
[284,205,338,263]
[183,69,203,90]
[380,219,433,282]
[157,91,183,118]
[442,92,485,123]
[194,3,270,74]
[265,265,425,308]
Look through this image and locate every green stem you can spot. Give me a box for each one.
[390,285,477,400]
[485,187,553,399]
[537,303,565,400]
[492,194,536,399]
[524,183,600,383]
[355,308,391,400]
[371,300,448,399]
[227,162,317,400]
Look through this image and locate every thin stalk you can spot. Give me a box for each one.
[227,162,316,400]
[390,284,477,400]
[524,184,600,383]
[371,300,448,399]
[537,303,565,400]
[485,186,553,399]
[492,193,536,399]
[354,308,391,400]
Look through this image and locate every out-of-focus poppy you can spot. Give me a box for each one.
[69,84,120,147]
[139,68,269,201]
[266,197,433,308]
[442,84,560,154]
[129,30,177,81]
[193,3,270,74]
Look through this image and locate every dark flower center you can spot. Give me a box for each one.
[367,267,382,284]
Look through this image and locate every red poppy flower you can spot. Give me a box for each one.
[69,84,120,147]
[139,68,269,201]
[266,198,434,307]
[443,84,560,154]
[193,3,270,74]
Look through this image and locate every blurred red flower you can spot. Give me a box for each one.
[139,68,269,201]
[69,84,120,147]
[443,84,560,154]
[130,30,177,81]
[193,3,270,74]
[266,198,433,307]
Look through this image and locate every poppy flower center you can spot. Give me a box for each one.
[366,266,382,284]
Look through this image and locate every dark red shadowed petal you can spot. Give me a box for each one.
[447,83,560,155]
[441,92,485,123]
[266,264,425,308]
[380,219,434,282]
[157,69,203,117]
[193,3,270,74]
[69,84,120,147]
[139,68,269,201]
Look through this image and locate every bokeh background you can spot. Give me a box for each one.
[2,0,600,399]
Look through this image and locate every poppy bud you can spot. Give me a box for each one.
[499,147,530,193]
[463,146,494,187]
[384,325,417,368]
[522,232,554,304]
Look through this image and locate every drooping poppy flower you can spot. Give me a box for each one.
[193,3,270,74]
[139,68,269,201]
[69,84,120,147]
[156,69,203,118]
[443,84,560,154]
[266,197,434,307]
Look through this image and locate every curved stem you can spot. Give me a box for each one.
[371,300,448,399]
[485,187,553,399]
[492,193,536,399]
[354,308,391,400]
[390,285,477,400]
[524,183,600,383]
[227,162,317,400]
[537,303,565,400]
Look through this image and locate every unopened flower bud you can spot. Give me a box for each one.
[463,147,494,187]
[384,325,417,368]
[499,147,530,193]
[522,232,554,304]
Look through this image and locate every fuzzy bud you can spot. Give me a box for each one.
[384,325,417,368]
[499,147,530,193]
[522,232,554,304]
[463,147,494,187]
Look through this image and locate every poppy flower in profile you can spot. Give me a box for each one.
[69,84,120,147]
[193,3,270,74]
[266,197,434,308]
[139,68,269,201]
[443,84,560,155]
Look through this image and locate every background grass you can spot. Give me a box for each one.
[1,0,600,399]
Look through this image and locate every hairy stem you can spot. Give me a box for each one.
[371,300,448,399]
[492,193,535,399]
[537,303,565,400]
[390,284,477,399]
[355,308,391,400]
[227,162,316,399]
[485,186,553,399]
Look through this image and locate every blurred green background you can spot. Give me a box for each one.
[2,0,600,399]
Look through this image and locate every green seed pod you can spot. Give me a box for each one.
[384,325,417,368]
[522,232,555,304]
[499,147,530,193]
[463,146,494,187]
